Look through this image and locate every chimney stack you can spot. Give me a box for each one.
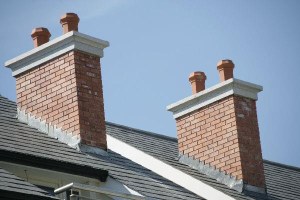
[31,27,51,48]
[189,72,206,94]
[167,60,266,193]
[60,13,80,34]
[217,59,234,82]
[5,13,109,152]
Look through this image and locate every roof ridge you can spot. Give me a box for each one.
[264,159,300,172]
[105,121,178,142]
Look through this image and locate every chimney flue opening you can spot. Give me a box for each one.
[189,71,206,94]
[60,13,80,34]
[31,27,51,48]
[217,59,234,82]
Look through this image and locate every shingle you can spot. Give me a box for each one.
[1,94,300,200]
[0,167,58,199]
[0,95,204,200]
[106,122,300,200]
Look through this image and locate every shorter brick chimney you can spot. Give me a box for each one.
[5,13,109,153]
[167,60,266,193]
[31,27,51,48]
[189,72,206,94]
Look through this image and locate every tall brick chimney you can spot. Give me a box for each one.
[167,60,266,193]
[5,13,109,152]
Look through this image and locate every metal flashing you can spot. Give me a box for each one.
[167,78,263,119]
[78,144,108,156]
[178,153,243,192]
[17,108,80,148]
[17,108,108,156]
[178,154,267,194]
[5,31,109,77]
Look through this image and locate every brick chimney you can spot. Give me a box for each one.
[5,13,109,152]
[167,60,266,193]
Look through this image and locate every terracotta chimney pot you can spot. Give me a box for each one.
[31,27,51,48]
[60,13,80,34]
[217,59,234,82]
[189,71,206,94]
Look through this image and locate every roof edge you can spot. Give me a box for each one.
[264,159,300,172]
[106,121,178,142]
[0,149,108,182]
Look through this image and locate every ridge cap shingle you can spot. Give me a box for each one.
[106,121,178,142]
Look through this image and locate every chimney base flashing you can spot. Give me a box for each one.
[5,31,109,77]
[178,153,266,194]
[17,108,108,156]
[78,144,108,156]
[167,78,263,119]
[178,153,243,193]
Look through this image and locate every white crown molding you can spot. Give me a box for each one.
[5,31,109,77]
[167,78,263,119]
[107,135,236,200]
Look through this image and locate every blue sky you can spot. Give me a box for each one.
[0,0,299,167]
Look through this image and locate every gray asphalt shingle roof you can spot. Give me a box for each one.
[0,95,203,200]
[0,167,58,200]
[107,122,300,200]
[0,94,300,200]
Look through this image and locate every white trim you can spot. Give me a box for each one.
[107,135,236,200]
[166,78,263,119]
[55,182,145,200]
[0,161,144,200]
[103,177,145,199]
[5,31,109,77]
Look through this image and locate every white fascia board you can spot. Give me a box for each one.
[1,161,144,199]
[5,31,109,77]
[166,78,263,119]
[55,181,145,200]
[107,135,236,200]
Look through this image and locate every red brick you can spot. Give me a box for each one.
[16,50,107,150]
[175,95,265,188]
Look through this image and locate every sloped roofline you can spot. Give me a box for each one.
[107,134,236,200]
[264,160,300,172]
[106,121,178,142]
[0,149,108,182]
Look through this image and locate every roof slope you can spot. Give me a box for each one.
[0,95,203,200]
[106,122,300,200]
[1,95,300,199]
[0,167,58,200]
